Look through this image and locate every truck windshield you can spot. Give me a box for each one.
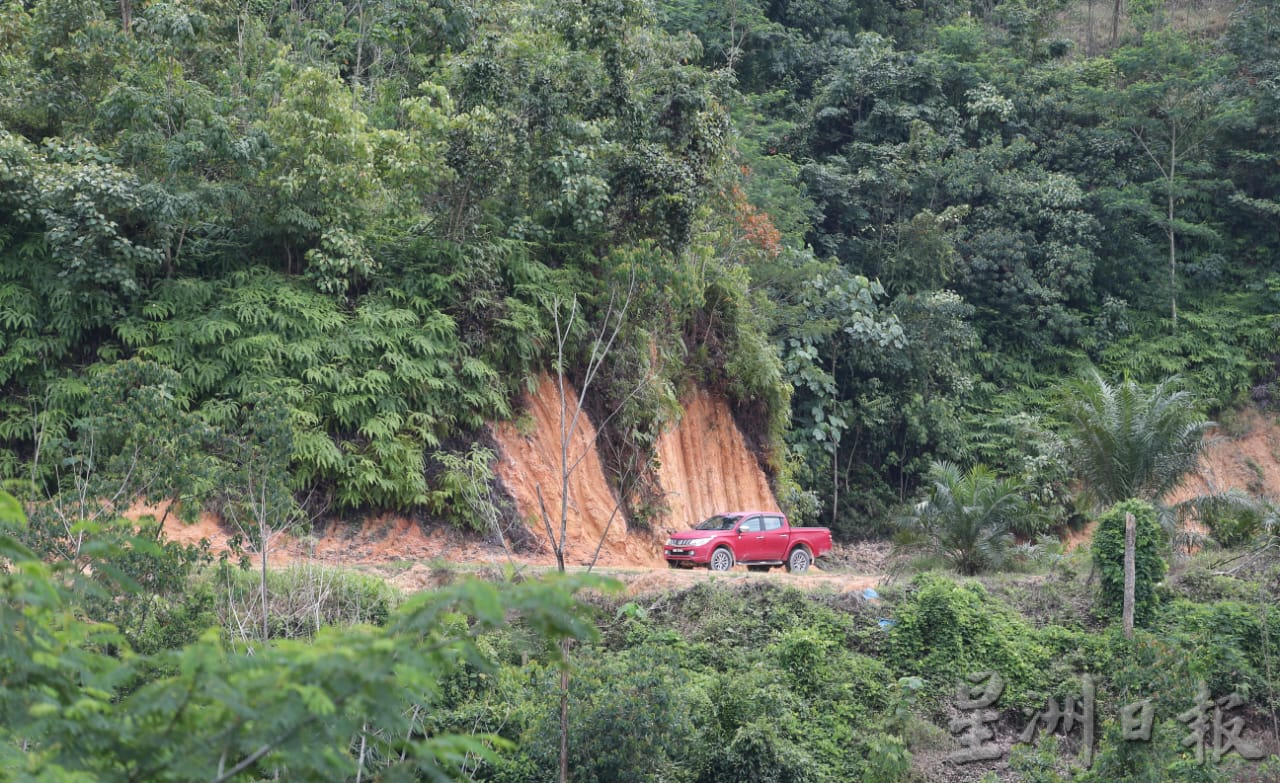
[694,514,740,531]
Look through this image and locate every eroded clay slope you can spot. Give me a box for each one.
[1166,408,1280,506]
[652,386,780,534]
[492,375,660,566]
[492,376,780,567]
[157,375,783,572]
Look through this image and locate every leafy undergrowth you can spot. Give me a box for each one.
[531,561,1280,782]
[6,477,1278,782]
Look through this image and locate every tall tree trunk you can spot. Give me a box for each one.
[1086,0,1095,56]
[120,0,132,33]
[830,353,839,528]
[1167,135,1178,327]
[1112,0,1122,46]
[261,531,269,642]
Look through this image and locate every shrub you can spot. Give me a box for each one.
[1200,503,1266,549]
[887,573,1051,709]
[213,562,398,640]
[1092,499,1167,627]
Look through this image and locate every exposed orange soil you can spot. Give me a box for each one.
[650,386,781,534]
[1060,521,1095,552]
[142,503,512,568]
[492,374,662,567]
[1166,409,1280,506]
[1057,408,1280,550]
[490,376,784,567]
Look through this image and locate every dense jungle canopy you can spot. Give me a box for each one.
[2,0,1279,537]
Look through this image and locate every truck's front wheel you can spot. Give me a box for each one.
[708,547,735,571]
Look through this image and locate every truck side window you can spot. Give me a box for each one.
[764,516,783,531]
[739,517,762,533]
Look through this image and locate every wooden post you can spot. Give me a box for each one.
[1123,512,1136,639]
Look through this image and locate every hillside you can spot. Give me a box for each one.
[5,0,1280,779]
[3,0,1279,543]
[158,375,787,571]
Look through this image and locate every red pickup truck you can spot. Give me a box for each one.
[663,511,833,573]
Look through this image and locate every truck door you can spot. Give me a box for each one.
[758,514,789,560]
[735,515,765,560]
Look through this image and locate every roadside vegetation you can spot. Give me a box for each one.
[4,0,1280,779]
[4,488,1278,781]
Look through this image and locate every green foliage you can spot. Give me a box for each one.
[717,719,819,783]
[0,489,603,782]
[860,733,911,783]
[888,573,1051,708]
[502,642,706,783]
[1198,498,1268,549]
[427,443,505,532]
[895,461,1035,575]
[1159,598,1278,698]
[1059,371,1211,509]
[214,561,399,640]
[116,271,513,509]
[1093,499,1168,627]
[652,581,856,666]
[7,0,1280,775]
[1097,300,1278,407]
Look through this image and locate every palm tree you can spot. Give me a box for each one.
[1059,370,1211,509]
[896,461,1029,575]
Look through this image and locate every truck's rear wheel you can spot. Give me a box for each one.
[709,547,735,571]
[786,547,811,573]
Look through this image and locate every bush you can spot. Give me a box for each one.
[213,562,398,640]
[1201,504,1266,549]
[887,573,1051,709]
[716,719,817,783]
[499,643,709,783]
[1092,499,1167,627]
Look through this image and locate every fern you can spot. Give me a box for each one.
[91,270,519,510]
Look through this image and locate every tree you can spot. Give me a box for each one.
[1104,32,1231,326]
[538,280,640,576]
[220,394,304,645]
[537,274,653,783]
[19,359,219,564]
[780,268,904,527]
[1058,369,1210,510]
[895,461,1031,575]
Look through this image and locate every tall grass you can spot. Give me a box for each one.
[208,561,400,642]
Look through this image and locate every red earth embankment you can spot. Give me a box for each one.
[492,375,658,566]
[1166,409,1280,506]
[155,374,789,576]
[490,375,782,568]
[651,385,780,532]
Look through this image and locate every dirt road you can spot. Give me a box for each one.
[373,556,887,596]
[153,503,888,595]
